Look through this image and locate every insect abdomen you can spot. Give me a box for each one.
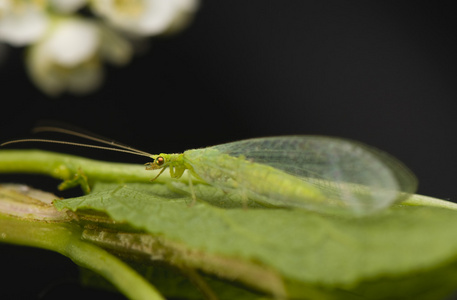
[185,149,330,210]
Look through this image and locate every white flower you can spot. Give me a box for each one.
[1,0,199,95]
[26,17,132,96]
[91,0,199,36]
[0,0,49,46]
[47,18,99,66]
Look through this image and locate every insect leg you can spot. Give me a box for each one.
[188,171,197,207]
[58,168,91,194]
[150,167,167,181]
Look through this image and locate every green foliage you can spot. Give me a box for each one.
[2,150,457,299]
[54,181,457,299]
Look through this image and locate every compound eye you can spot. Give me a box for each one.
[156,156,165,166]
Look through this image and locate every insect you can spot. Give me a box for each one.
[1,126,418,216]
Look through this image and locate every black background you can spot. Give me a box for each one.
[1,1,457,299]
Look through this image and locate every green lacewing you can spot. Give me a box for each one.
[1,127,417,216]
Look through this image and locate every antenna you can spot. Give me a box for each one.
[1,126,153,158]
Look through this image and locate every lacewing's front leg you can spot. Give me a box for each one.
[145,162,168,181]
[188,172,197,206]
[58,168,91,194]
[170,166,197,206]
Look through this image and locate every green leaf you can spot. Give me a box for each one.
[3,150,457,299]
[55,182,457,299]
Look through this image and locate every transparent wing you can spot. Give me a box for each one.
[208,136,417,214]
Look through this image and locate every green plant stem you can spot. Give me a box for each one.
[0,213,164,300]
[0,149,160,183]
[401,194,457,210]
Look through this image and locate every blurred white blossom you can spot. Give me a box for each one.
[91,0,199,36]
[0,0,49,46]
[0,0,200,96]
[27,17,132,96]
